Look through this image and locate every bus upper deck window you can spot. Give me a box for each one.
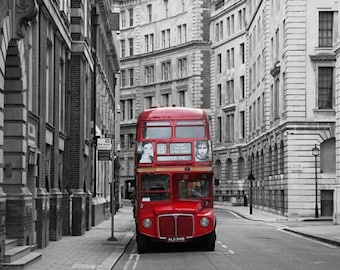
[143,121,171,139]
[175,121,205,138]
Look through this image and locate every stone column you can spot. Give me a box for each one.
[71,189,86,236]
[334,41,340,224]
[49,188,62,240]
[36,188,49,248]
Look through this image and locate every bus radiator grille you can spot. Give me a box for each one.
[158,214,194,239]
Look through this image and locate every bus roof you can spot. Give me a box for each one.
[138,107,207,121]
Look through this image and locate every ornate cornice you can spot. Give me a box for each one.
[310,53,336,62]
[15,0,38,38]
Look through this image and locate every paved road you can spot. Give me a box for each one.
[114,208,340,270]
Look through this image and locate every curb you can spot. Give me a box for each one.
[97,231,135,270]
[283,228,340,247]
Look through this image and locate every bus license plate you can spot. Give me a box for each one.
[167,236,186,242]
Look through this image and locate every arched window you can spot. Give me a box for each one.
[215,160,222,180]
[260,149,265,179]
[255,152,259,179]
[273,144,278,175]
[320,138,335,173]
[238,157,245,179]
[279,140,284,174]
[268,146,272,176]
[226,158,233,180]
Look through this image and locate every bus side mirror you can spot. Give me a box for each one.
[214,178,220,186]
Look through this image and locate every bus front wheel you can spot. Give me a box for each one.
[205,230,216,251]
[136,232,148,253]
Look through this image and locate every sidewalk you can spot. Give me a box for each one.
[26,200,135,270]
[215,201,340,247]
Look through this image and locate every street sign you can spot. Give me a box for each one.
[97,138,112,150]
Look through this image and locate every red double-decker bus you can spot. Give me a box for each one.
[133,106,216,253]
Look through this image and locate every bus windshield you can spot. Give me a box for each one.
[141,174,170,201]
[175,121,205,138]
[178,179,210,199]
[143,121,171,139]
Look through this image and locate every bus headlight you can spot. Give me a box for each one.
[200,217,210,227]
[142,218,152,228]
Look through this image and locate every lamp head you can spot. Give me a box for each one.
[312,144,320,157]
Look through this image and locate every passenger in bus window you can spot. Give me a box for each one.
[139,142,154,163]
[195,140,210,161]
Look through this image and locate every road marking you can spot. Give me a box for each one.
[123,254,140,270]
[216,240,235,254]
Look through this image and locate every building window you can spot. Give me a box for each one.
[240,111,245,139]
[144,96,153,109]
[249,105,252,132]
[161,30,166,48]
[145,65,155,84]
[226,49,230,69]
[319,11,333,47]
[127,99,134,120]
[318,67,333,109]
[120,100,126,120]
[161,93,170,106]
[178,57,187,78]
[217,84,222,106]
[129,68,134,86]
[128,8,133,26]
[216,117,222,143]
[274,78,280,118]
[225,113,234,142]
[128,38,133,56]
[240,76,245,99]
[320,138,335,173]
[216,21,223,42]
[217,53,221,74]
[178,90,186,107]
[145,33,154,52]
[178,24,187,44]
[230,14,235,35]
[240,43,245,64]
[161,29,171,48]
[226,79,234,104]
[166,29,170,47]
[120,135,125,149]
[161,61,171,81]
[121,70,126,87]
[147,4,152,22]
[128,134,134,148]
[164,0,168,18]
[121,40,125,57]
[121,10,126,28]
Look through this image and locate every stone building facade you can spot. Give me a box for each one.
[118,0,211,198]
[0,0,120,265]
[211,0,339,218]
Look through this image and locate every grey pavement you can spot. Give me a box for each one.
[26,200,340,270]
[26,200,135,270]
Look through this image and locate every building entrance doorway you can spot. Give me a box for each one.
[321,190,333,217]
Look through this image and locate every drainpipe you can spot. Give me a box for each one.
[92,9,99,197]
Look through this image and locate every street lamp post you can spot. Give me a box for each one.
[312,144,320,218]
[248,156,255,215]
